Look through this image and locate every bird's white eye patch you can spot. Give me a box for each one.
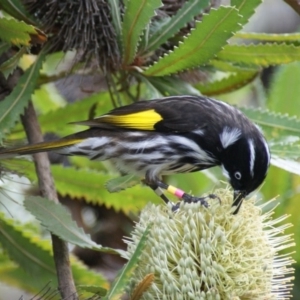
[220,127,241,149]
[234,171,242,180]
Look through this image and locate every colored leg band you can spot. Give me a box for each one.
[167,185,185,199]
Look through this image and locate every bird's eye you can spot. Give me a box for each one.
[234,171,242,180]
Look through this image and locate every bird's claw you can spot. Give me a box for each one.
[171,193,221,211]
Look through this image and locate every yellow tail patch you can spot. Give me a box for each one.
[101,109,162,130]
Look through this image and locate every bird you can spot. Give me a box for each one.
[0,95,270,213]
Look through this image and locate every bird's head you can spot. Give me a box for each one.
[220,127,270,213]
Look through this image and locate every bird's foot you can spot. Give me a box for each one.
[172,193,221,212]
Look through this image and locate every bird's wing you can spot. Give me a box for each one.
[72,97,207,132]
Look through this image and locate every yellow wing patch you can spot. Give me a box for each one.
[101,109,163,130]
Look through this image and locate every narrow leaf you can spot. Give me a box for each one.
[0,46,27,79]
[106,174,141,192]
[240,107,300,139]
[196,71,258,96]
[235,32,300,42]
[0,43,10,56]
[271,156,300,176]
[146,75,200,96]
[145,0,210,52]
[24,196,125,255]
[268,62,300,115]
[231,0,262,26]
[122,0,162,64]
[0,51,45,143]
[0,212,56,280]
[0,18,37,46]
[144,7,241,76]
[4,160,160,213]
[77,285,107,296]
[0,0,37,25]
[217,43,300,67]
[107,0,122,48]
[104,225,150,300]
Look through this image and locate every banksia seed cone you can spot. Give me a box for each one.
[125,189,295,300]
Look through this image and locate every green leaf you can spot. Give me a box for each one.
[106,174,141,192]
[144,7,241,76]
[271,156,300,176]
[108,0,122,48]
[196,71,258,96]
[0,51,45,143]
[145,0,210,52]
[145,75,200,96]
[122,0,162,65]
[104,225,150,300]
[0,43,10,56]
[231,0,262,26]
[0,46,27,79]
[37,91,112,137]
[0,212,57,282]
[78,285,107,296]
[240,107,300,139]
[4,160,160,213]
[0,18,37,46]
[0,224,108,294]
[24,196,125,256]
[235,32,300,42]
[0,0,37,25]
[217,43,300,67]
[210,59,259,72]
[268,62,300,115]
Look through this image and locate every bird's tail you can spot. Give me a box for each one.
[0,137,84,159]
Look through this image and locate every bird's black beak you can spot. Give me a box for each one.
[232,190,246,214]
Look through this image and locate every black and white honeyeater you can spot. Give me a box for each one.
[0,95,270,213]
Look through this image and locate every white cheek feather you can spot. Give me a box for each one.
[248,139,255,177]
[221,165,230,180]
[220,127,241,149]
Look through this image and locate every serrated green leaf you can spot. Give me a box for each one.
[235,32,300,42]
[145,0,210,52]
[196,71,258,96]
[217,43,300,67]
[144,7,241,76]
[0,18,37,46]
[0,0,37,25]
[146,75,200,96]
[106,174,141,192]
[0,226,108,295]
[104,225,150,300]
[231,0,262,26]
[210,59,259,72]
[24,196,125,256]
[0,46,27,79]
[4,160,160,212]
[240,107,300,138]
[0,51,45,143]
[0,212,57,280]
[122,0,162,64]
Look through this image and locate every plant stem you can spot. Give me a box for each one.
[21,101,78,300]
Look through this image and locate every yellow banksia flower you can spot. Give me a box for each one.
[125,188,295,300]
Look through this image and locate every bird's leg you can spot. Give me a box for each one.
[143,179,171,205]
[144,175,215,211]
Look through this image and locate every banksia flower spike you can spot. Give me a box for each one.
[125,188,295,300]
